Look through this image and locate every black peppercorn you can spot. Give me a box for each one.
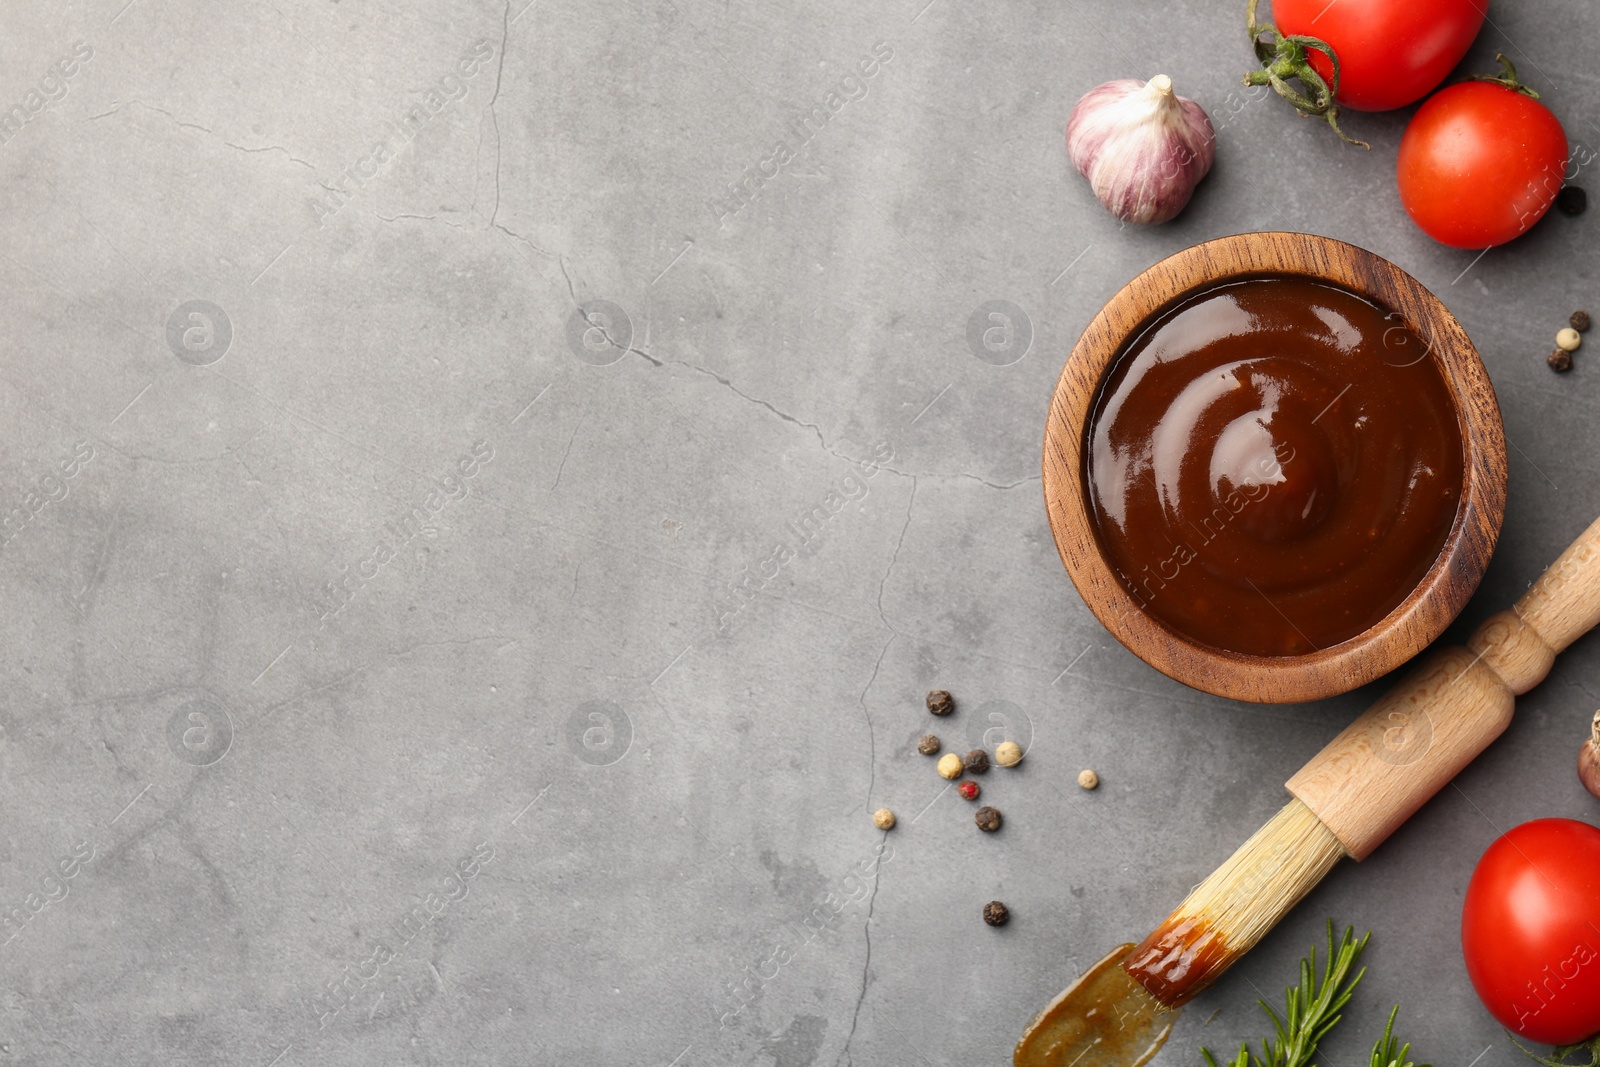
[975,806,1002,832]
[1572,310,1592,333]
[1549,348,1574,373]
[926,690,955,716]
[964,748,991,775]
[1557,186,1588,216]
[917,734,942,756]
[983,901,1010,927]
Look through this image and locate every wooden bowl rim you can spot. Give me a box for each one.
[1041,231,1507,704]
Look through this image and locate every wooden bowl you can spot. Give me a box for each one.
[1042,232,1507,703]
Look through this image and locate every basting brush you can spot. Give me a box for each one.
[1119,512,1600,1005]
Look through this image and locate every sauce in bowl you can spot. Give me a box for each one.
[1084,276,1464,656]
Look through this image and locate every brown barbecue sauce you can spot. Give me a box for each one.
[1015,943,1177,1067]
[1085,277,1464,656]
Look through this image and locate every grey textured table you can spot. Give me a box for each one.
[2,1,1597,1064]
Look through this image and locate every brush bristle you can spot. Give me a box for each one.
[1124,798,1346,1005]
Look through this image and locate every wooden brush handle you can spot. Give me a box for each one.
[1288,513,1600,860]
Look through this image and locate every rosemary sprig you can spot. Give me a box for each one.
[1201,921,1370,1067]
[1370,1004,1430,1067]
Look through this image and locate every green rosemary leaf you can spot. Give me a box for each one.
[1369,1004,1430,1067]
[1197,920,1369,1067]
[1201,1045,1249,1067]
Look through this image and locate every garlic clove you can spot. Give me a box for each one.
[1066,74,1215,225]
[1581,709,1600,801]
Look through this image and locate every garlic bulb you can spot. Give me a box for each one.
[1066,74,1215,225]
[1580,710,1600,801]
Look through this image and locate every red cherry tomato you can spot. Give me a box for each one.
[1396,74,1568,249]
[1461,818,1600,1046]
[1273,0,1487,111]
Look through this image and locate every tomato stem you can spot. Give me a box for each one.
[1467,53,1542,99]
[1507,1027,1600,1067]
[1242,0,1370,148]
